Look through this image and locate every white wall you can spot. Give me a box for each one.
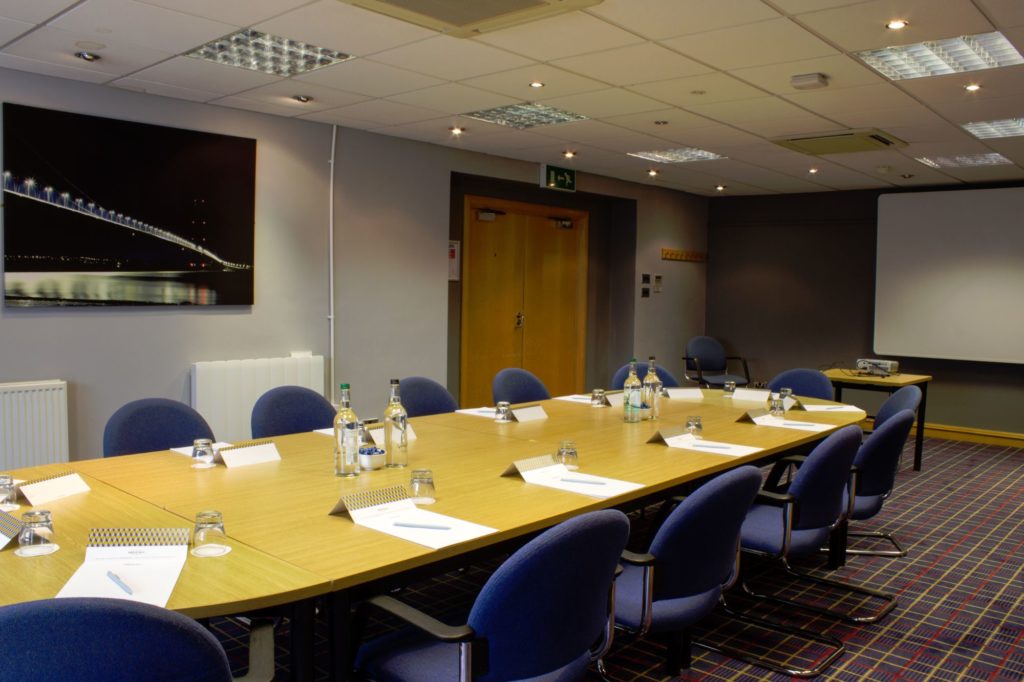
[0,69,332,458]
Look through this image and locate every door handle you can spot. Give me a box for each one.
[515,311,524,328]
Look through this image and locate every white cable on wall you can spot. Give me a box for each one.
[328,125,338,401]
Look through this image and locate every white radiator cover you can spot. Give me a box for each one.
[0,380,70,469]
[191,356,325,442]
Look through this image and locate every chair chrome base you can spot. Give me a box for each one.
[845,529,907,557]
[743,558,897,624]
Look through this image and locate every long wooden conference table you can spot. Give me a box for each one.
[2,390,864,680]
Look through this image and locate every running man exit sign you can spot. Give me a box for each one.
[540,164,576,192]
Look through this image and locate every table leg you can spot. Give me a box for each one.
[914,382,928,471]
[290,598,316,682]
[330,590,353,681]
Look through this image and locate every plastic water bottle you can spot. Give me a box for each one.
[333,383,359,477]
[623,359,642,423]
[643,356,663,420]
[383,379,408,468]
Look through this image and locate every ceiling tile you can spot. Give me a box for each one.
[663,18,838,71]
[3,26,172,76]
[922,92,1024,125]
[254,0,435,57]
[0,16,32,43]
[0,51,113,83]
[530,119,677,154]
[307,98,445,126]
[770,0,875,13]
[136,0,311,27]
[782,82,918,117]
[551,42,711,86]
[539,88,667,119]
[111,76,221,101]
[462,64,606,101]
[0,0,79,24]
[129,55,282,94]
[735,113,842,138]
[797,0,994,53]
[374,120,550,148]
[931,164,1024,182]
[223,79,370,112]
[684,95,820,125]
[629,72,769,107]
[658,122,765,148]
[895,64,1024,107]
[730,54,883,94]
[50,0,236,54]
[369,35,531,81]
[210,95,311,117]
[475,11,642,61]
[387,83,518,115]
[588,0,780,41]
[975,0,1024,29]
[294,59,445,98]
[601,108,720,136]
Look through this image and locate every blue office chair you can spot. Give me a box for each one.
[614,466,761,674]
[610,361,681,390]
[874,385,922,428]
[103,398,215,457]
[740,424,896,624]
[0,597,232,681]
[251,385,336,438]
[355,509,630,682]
[767,368,833,400]
[400,376,458,418]
[491,367,551,404]
[683,336,750,388]
[847,409,915,558]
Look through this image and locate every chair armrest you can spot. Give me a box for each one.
[755,490,795,506]
[364,595,474,643]
[620,549,656,566]
[764,455,808,491]
[682,355,704,383]
[727,356,751,383]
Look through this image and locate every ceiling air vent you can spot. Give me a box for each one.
[771,128,907,155]
[340,0,603,38]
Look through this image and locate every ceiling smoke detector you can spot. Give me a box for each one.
[340,0,603,38]
[790,72,829,90]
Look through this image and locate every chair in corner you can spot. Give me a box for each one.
[0,597,232,682]
[613,466,761,676]
[251,385,335,438]
[353,509,630,682]
[767,368,834,400]
[847,409,916,558]
[683,336,750,388]
[492,367,551,404]
[610,361,681,390]
[103,397,215,457]
[399,376,458,418]
[874,385,922,429]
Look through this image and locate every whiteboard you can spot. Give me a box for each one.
[875,187,1024,365]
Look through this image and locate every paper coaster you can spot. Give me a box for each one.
[411,497,436,505]
[191,544,231,557]
[190,462,216,469]
[0,503,20,513]
[15,544,59,557]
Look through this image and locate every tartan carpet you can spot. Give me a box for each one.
[212,437,1024,681]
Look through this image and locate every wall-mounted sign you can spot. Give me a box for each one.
[540,164,576,192]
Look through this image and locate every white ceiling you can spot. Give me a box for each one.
[3,0,1024,196]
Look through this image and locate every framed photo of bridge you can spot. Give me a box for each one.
[2,103,255,306]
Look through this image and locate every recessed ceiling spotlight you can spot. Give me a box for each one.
[647,169,658,177]
[900,173,915,179]
[529,81,545,88]
[808,167,819,174]
[886,19,909,30]
[292,94,313,103]
[449,126,465,136]
[563,150,576,159]
[715,184,727,192]
[964,83,981,92]
[74,51,101,62]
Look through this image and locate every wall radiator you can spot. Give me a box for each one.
[191,356,325,442]
[0,380,70,469]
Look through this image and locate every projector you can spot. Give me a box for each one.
[856,358,900,375]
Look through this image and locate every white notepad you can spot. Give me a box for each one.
[660,433,762,457]
[750,414,832,432]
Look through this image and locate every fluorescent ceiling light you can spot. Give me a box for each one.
[627,147,724,163]
[856,31,1023,81]
[464,103,587,129]
[962,118,1024,139]
[915,153,1013,168]
[187,29,352,77]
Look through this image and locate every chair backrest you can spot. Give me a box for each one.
[854,409,915,499]
[399,376,458,418]
[0,597,232,681]
[788,425,862,530]
[492,368,551,404]
[468,509,629,680]
[610,361,681,390]
[103,398,215,457]
[875,385,922,427]
[250,385,336,438]
[649,466,762,599]
[685,336,728,373]
[768,368,833,400]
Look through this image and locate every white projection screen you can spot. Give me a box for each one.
[875,187,1024,365]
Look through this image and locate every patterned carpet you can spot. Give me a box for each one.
[213,437,1024,681]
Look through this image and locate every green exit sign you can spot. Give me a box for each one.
[540,164,576,192]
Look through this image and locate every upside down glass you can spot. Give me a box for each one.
[0,474,18,512]
[556,440,579,470]
[410,469,436,505]
[192,510,230,557]
[17,509,57,556]
[494,401,513,423]
[686,415,703,439]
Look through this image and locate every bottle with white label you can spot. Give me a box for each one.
[643,356,663,420]
[383,379,408,468]
[333,383,359,477]
[623,359,642,423]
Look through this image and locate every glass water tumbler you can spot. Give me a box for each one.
[0,474,17,511]
[19,509,54,547]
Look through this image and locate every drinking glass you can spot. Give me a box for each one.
[686,415,703,439]
[590,388,606,407]
[494,401,513,423]
[556,440,579,470]
[192,510,230,557]
[190,438,216,469]
[410,469,436,505]
[770,395,785,417]
[0,474,19,512]
[723,381,736,397]
[779,387,793,401]
[16,509,57,556]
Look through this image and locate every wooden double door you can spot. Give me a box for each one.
[460,196,589,407]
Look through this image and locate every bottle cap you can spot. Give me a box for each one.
[340,383,350,389]
[390,378,399,384]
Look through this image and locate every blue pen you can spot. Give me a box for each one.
[783,421,816,427]
[560,477,606,485]
[692,443,731,450]
[107,570,133,595]
[393,521,450,530]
